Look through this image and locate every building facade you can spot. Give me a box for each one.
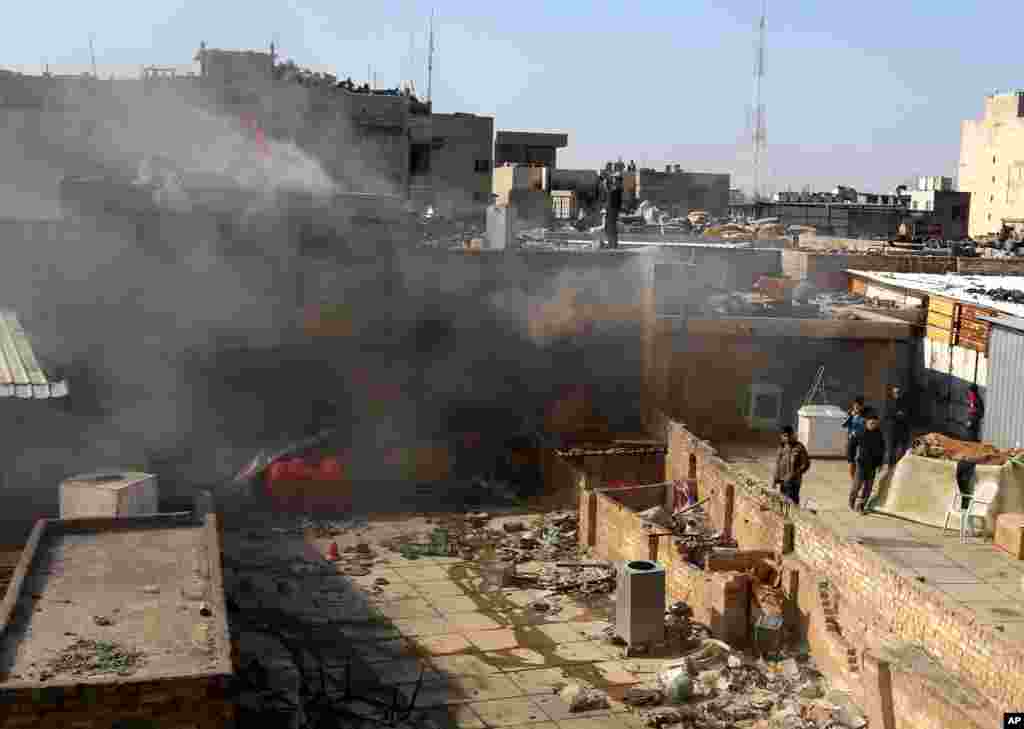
[908,189,971,239]
[494,131,568,168]
[423,112,494,218]
[626,168,730,218]
[959,90,1024,237]
[0,46,497,221]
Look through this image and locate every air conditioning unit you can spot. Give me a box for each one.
[742,383,783,431]
[60,471,159,519]
[616,560,666,651]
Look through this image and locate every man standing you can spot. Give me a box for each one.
[884,385,911,467]
[842,397,866,480]
[603,173,623,249]
[773,426,811,506]
[849,410,886,514]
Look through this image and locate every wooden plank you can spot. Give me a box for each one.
[926,311,954,330]
[957,337,987,354]
[926,325,952,344]
[958,320,991,338]
[928,296,957,317]
[960,306,999,323]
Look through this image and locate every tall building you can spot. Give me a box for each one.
[0,45,494,220]
[959,90,1024,237]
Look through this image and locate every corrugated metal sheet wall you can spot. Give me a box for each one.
[982,326,1024,449]
[916,337,989,437]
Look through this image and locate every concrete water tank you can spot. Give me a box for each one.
[486,204,516,250]
[60,471,159,519]
[797,405,849,457]
[616,560,666,649]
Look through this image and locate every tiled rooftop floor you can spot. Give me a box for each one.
[226,514,711,729]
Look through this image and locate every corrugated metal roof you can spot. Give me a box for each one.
[0,311,67,399]
[979,315,1024,333]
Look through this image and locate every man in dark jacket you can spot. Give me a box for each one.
[884,385,911,467]
[603,174,623,249]
[773,426,811,506]
[849,410,886,514]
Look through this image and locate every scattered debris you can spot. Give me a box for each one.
[623,688,663,707]
[912,432,1024,465]
[48,639,144,677]
[560,683,610,712]
[141,584,160,595]
[92,615,113,626]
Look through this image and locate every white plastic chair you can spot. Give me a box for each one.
[943,481,999,543]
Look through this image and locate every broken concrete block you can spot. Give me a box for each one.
[827,692,868,729]
[502,521,526,533]
[560,683,609,712]
[479,561,515,591]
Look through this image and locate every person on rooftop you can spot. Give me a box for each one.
[773,425,811,507]
[842,396,865,480]
[885,385,911,467]
[849,409,886,514]
[966,384,985,442]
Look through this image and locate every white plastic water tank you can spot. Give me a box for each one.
[797,405,848,457]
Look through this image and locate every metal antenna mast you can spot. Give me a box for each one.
[89,34,98,78]
[427,10,435,104]
[752,0,767,201]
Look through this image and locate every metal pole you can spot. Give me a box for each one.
[89,34,98,78]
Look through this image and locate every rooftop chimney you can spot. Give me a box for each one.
[674,164,682,174]
[665,165,671,174]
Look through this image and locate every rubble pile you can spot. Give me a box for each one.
[657,500,737,569]
[621,638,862,729]
[419,220,486,249]
[963,285,1024,305]
[703,222,788,241]
[912,433,1024,465]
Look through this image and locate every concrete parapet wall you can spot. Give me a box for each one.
[0,513,234,729]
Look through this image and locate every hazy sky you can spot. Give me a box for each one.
[6,0,1024,194]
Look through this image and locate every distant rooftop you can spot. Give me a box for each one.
[849,270,1024,318]
[495,131,569,148]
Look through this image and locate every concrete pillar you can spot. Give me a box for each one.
[860,651,896,729]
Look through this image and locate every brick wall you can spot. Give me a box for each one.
[590,489,656,563]
[664,417,1022,719]
[0,674,235,729]
[884,655,994,729]
[582,483,752,648]
[781,250,956,283]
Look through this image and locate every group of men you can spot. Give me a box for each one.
[772,385,915,511]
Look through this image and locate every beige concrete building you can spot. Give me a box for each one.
[960,90,1024,237]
